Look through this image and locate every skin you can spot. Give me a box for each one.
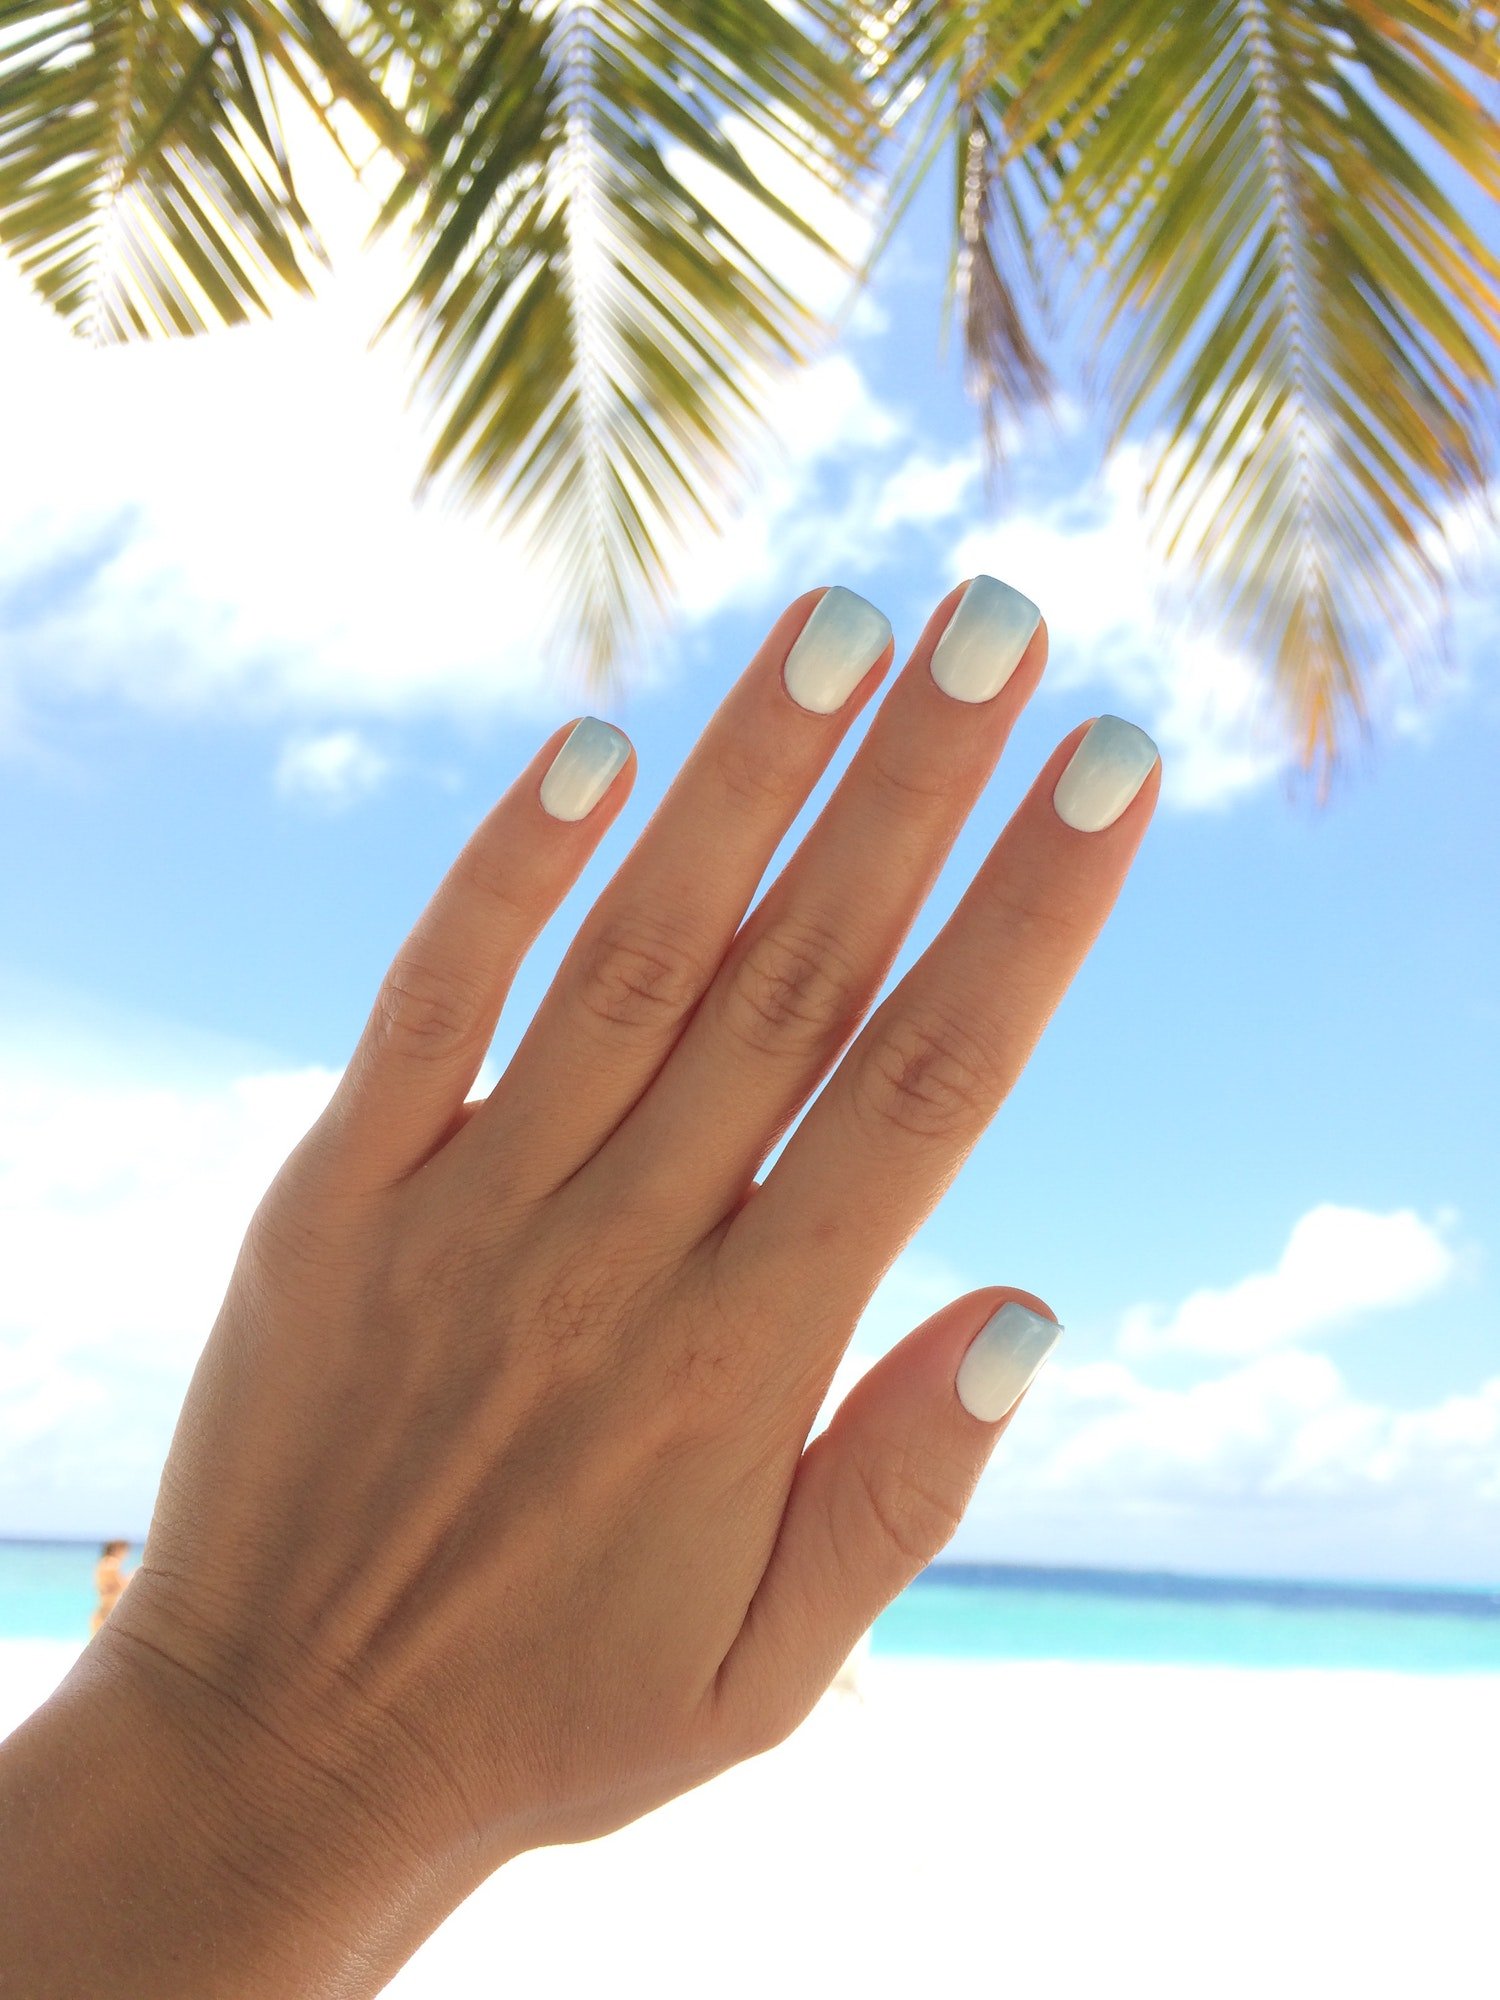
[0,582,1158,1997]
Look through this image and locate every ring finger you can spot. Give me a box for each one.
[726,712,1161,1340]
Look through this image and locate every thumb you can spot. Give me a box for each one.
[713,1290,1061,1754]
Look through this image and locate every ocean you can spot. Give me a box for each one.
[5,1540,1499,1672]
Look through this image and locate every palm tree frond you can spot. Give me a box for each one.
[383,0,876,682]
[998,0,1500,774]
[0,3,336,339]
[873,1,1057,458]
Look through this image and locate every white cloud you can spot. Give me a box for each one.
[869,449,983,533]
[987,1346,1500,1515]
[937,1201,1496,1581]
[0,1047,337,1529]
[1120,1204,1457,1360]
[0,258,923,744]
[0,1057,336,1366]
[6,80,1496,810]
[0,87,914,757]
[275,728,391,807]
[671,352,907,622]
[952,443,1294,811]
[955,434,1500,810]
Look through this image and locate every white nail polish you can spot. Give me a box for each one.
[929,575,1041,703]
[1053,715,1159,832]
[955,1303,1062,1422]
[540,717,631,821]
[782,586,893,714]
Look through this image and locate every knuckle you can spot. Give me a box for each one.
[720,913,863,1060]
[738,1688,805,1761]
[851,1433,965,1570]
[713,732,803,814]
[572,911,705,1035]
[375,954,487,1061]
[390,1229,494,1349]
[987,877,1080,959]
[653,1268,754,1426]
[866,747,953,815]
[658,1330,746,1425]
[449,845,527,932]
[852,1005,995,1141]
[529,1264,620,1365]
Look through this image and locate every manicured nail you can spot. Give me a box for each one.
[1053,715,1159,832]
[929,574,1041,703]
[782,586,893,714]
[540,717,631,821]
[955,1303,1062,1422]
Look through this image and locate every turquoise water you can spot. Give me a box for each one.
[875,1565,1500,1673]
[6,1541,1500,1672]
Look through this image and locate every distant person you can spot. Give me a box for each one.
[90,1541,132,1636]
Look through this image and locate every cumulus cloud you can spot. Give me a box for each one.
[952,444,1294,811]
[5,76,1494,815]
[1119,1204,1457,1359]
[0,1049,337,1528]
[1009,1346,1500,1512]
[275,728,392,807]
[0,89,917,756]
[869,450,984,533]
[0,254,931,745]
[954,436,1500,810]
[817,1217,1495,1578]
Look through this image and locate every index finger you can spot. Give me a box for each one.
[719,714,1160,1325]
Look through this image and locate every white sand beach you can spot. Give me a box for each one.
[3,1640,1494,1999]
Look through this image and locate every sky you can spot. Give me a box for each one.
[1,100,1498,1586]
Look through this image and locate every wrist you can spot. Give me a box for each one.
[0,1621,480,1998]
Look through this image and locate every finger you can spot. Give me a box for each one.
[318,716,635,1188]
[585,576,1047,1244]
[465,588,894,1199]
[723,715,1160,1331]
[713,1291,1061,1751]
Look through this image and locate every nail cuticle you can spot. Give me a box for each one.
[1052,714,1159,832]
[540,717,631,822]
[955,1303,1063,1423]
[782,586,893,716]
[929,575,1041,704]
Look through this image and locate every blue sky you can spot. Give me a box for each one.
[1,116,1497,1585]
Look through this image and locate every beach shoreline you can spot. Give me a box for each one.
[3,1640,1494,1998]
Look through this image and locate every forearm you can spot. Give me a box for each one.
[0,1636,468,2000]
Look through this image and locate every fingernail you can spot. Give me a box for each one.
[929,575,1041,703]
[782,586,893,714]
[540,717,631,821]
[955,1303,1062,1423]
[1052,715,1159,831]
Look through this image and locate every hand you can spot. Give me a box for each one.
[2,577,1159,1997]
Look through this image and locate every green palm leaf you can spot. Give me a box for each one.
[984,0,1500,772]
[869,0,1056,456]
[378,0,873,685]
[1,3,311,338]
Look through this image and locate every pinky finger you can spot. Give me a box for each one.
[713,1290,1061,1752]
[318,716,634,1190]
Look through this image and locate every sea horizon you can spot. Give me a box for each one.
[3,1534,1497,1608]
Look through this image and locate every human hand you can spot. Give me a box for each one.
[20,577,1159,1995]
